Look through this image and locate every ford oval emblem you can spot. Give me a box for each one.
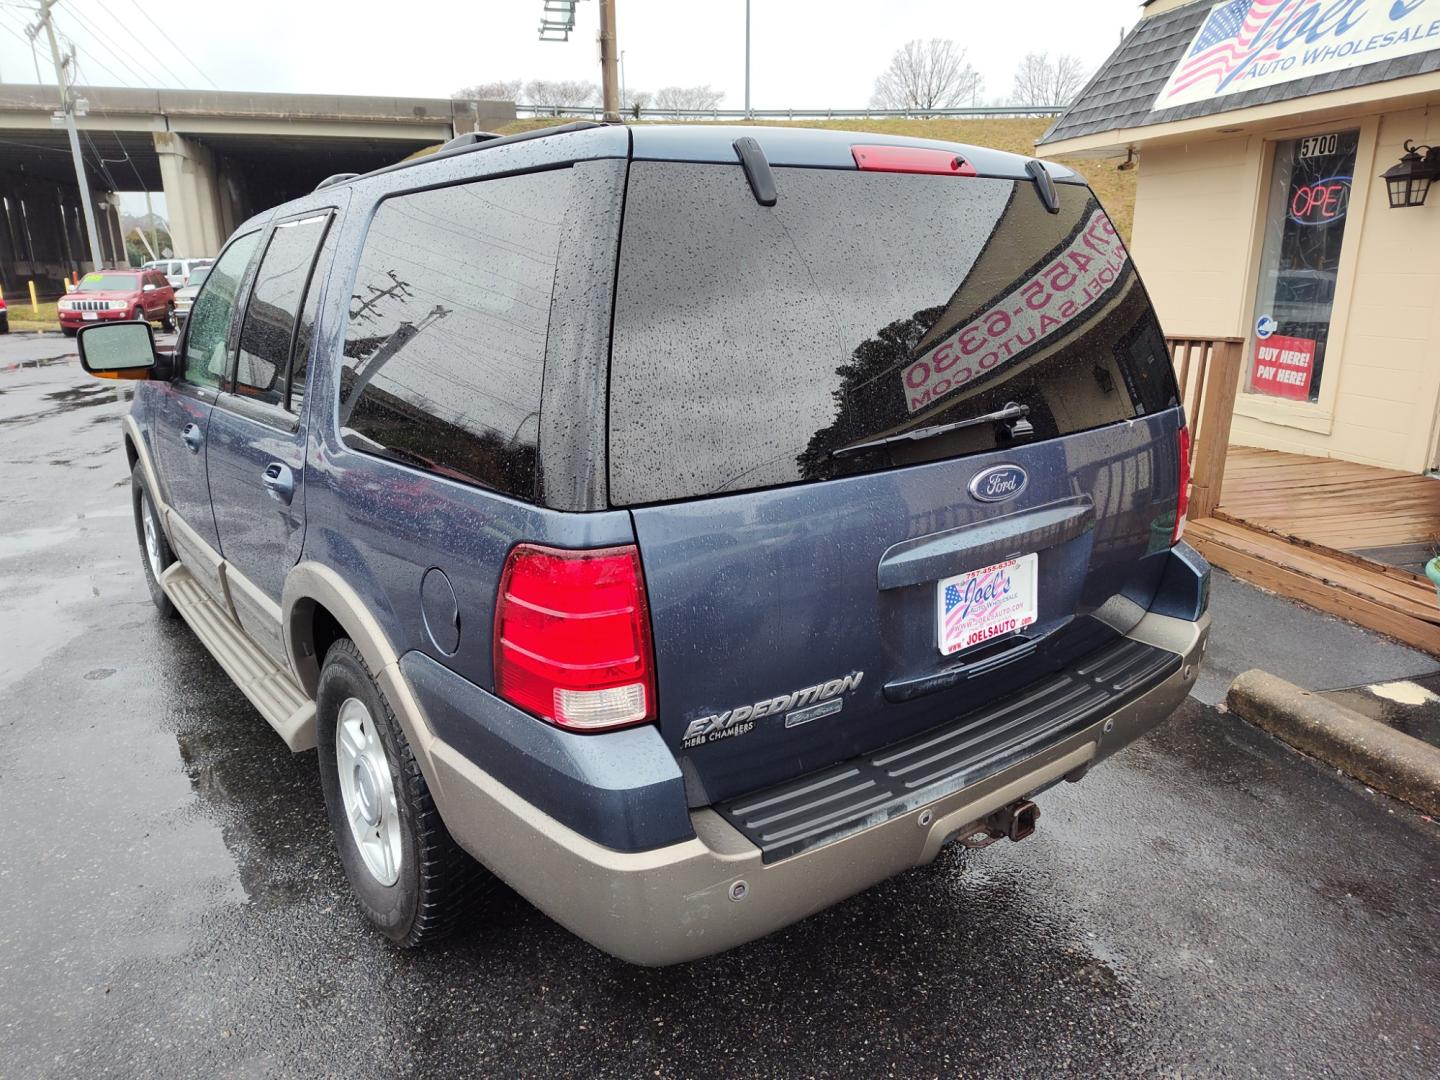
[969,465,1028,503]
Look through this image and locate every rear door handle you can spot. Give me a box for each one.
[262,462,295,504]
[181,423,203,453]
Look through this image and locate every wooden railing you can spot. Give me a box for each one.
[1166,335,1245,521]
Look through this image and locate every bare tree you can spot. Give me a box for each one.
[523,79,598,112]
[623,88,653,118]
[452,79,522,102]
[1010,52,1089,106]
[869,40,982,112]
[652,84,725,115]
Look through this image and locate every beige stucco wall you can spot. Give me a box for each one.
[1130,108,1440,473]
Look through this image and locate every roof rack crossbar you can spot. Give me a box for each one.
[353,120,608,185]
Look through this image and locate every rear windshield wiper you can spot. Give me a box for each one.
[829,402,1031,460]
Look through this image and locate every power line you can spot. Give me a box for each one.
[57,34,132,87]
[67,27,148,88]
[53,20,144,88]
[65,51,151,191]
[74,0,186,89]
[0,11,30,51]
[116,0,219,90]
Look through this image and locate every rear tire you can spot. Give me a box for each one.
[316,639,487,947]
[132,464,177,618]
[161,303,176,333]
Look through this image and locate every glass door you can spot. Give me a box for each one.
[1248,130,1358,403]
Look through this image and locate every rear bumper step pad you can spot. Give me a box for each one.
[717,637,1180,862]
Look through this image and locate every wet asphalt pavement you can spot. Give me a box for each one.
[2,337,1438,1079]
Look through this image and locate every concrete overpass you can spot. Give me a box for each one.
[0,85,513,295]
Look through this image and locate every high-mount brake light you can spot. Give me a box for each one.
[1173,425,1192,545]
[851,145,978,176]
[493,544,656,732]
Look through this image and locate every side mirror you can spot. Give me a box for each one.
[142,283,157,293]
[78,321,160,381]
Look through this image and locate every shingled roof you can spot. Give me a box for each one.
[1039,0,1440,147]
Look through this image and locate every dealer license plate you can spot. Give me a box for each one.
[82,311,97,320]
[937,553,1038,656]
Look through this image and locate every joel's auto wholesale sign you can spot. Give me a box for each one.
[1156,0,1440,109]
[1251,334,1317,398]
[900,209,1130,414]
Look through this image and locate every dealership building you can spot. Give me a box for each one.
[1040,0,1440,474]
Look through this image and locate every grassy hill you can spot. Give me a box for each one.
[485,116,1137,241]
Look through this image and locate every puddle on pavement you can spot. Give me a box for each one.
[45,384,114,409]
[2,354,73,372]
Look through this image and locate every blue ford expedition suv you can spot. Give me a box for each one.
[80,122,1210,965]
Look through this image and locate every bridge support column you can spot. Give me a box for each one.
[154,131,225,257]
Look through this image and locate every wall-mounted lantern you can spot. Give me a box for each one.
[1381,140,1440,208]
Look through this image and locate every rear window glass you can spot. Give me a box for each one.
[338,168,571,500]
[608,163,1176,505]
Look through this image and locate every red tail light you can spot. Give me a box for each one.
[852,145,978,176]
[494,544,656,732]
[1173,425,1192,545]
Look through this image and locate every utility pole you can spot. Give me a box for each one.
[744,0,751,119]
[144,189,160,259]
[33,0,104,269]
[598,0,620,122]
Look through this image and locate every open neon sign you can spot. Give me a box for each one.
[1289,176,1351,225]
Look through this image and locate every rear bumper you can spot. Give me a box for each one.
[419,608,1208,966]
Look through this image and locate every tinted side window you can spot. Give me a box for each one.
[180,232,261,389]
[287,217,340,414]
[234,214,330,407]
[337,167,570,500]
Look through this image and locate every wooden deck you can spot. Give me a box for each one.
[1186,447,1440,655]
[1216,447,1440,565]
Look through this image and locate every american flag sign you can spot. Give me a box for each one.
[1168,0,1297,96]
[1155,0,1440,109]
[937,554,1038,657]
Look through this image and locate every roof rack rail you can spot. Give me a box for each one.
[437,130,505,152]
[358,120,608,183]
[314,172,359,191]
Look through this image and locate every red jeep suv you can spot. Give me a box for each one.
[58,269,175,336]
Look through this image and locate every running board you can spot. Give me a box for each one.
[161,562,317,751]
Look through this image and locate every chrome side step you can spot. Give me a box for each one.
[161,562,317,751]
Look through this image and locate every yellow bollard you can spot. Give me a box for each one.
[28,279,38,315]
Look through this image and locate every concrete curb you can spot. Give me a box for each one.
[1227,669,1440,816]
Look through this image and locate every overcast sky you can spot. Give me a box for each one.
[0,0,1141,107]
[0,0,1143,215]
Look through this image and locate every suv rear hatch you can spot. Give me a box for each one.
[609,140,1183,806]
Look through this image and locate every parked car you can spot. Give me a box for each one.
[58,269,174,336]
[171,265,209,329]
[76,124,1210,965]
[143,257,212,289]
